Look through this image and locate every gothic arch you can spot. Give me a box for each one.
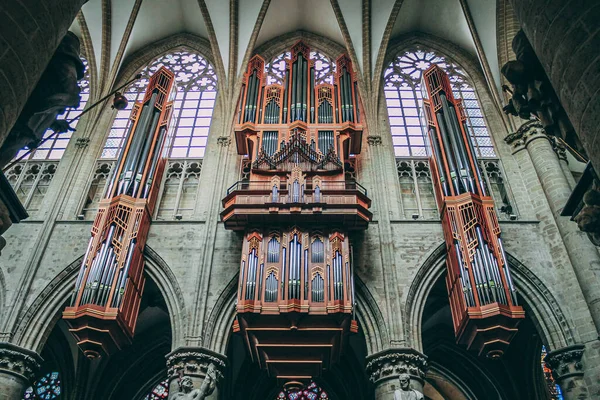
[113,32,216,92]
[253,30,347,65]
[12,245,186,354]
[404,242,576,353]
[203,273,389,357]
[381,32,509,153]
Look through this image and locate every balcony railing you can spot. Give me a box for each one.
[226,180,368,197]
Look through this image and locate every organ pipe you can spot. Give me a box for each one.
[421,65,524,358]
[63,67,175,358]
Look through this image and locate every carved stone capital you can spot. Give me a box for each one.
[367,135,383,146]
[216,136,231,147]
[545,344,585,380]
[75,137,90,148]
[365,348,428,385]
[545,344,589,399]
[504,120,549,153]
[0,342,43,383]
[166,346,226,397]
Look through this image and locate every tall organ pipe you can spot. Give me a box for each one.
[435,111,462,195]
[291,62,298,121]
[131,109,161,196]
[310,68,315,123]
[428,128,450,196]
[283,69,289,123]
[301,56,307,122]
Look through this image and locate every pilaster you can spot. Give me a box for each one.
[0,343,42,400]
[546,344,589,400]
[165,346,226,400]
[366,348,428,400]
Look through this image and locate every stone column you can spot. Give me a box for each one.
[545,344,589,400]
[508,0,600,173]
[505,121,600,334]
[0,0,87,151]
[0,343,42,400]
[366,348,428,400]
[165,347,226,400]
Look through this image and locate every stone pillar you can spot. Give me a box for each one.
[366,348,428,400]
[0,343,42,400]
[165,347,226,400]
[508,0,600,173]
[0,0,88,153]
[505,121,600,334]
[546,344,589,400]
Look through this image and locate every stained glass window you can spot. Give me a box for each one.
[16,58,90,161]
[23,372,61,399]
[541,345,564,400]
[384,48,496,158]
[102,50,217,159]
[276,381,329,400]
[142,379,169,400]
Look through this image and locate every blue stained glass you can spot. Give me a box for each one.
[276,381,329,400]
[23,372,61,399]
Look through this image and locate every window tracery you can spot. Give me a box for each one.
[384,48,496,158]
[276,381,329,400]
[102,50,217,159]
[23,372,61,399]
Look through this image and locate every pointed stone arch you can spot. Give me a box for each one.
[12,245,186,354]
[405,242,576,354]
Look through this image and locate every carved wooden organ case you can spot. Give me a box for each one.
[63,67,175,358]
[421,65,524,358]
[224,41,371,382]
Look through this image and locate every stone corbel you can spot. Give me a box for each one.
[367,135,383,146]
[216,136,232,147]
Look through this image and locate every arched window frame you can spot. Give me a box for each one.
[384,47,496,159]
[276,381,330,400]
[101,50,218,160]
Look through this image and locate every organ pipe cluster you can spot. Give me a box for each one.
[237,42,360,127]
[236,230,354,314]
[63,67,175,358]
[421,65,524,357]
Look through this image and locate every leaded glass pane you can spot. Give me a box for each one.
[384,48,496,158]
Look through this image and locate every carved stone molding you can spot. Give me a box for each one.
[367,135,383,146]
[166,347,227,381]
[0,342,43,383]
[216,136,231,147]
[545,344,589,399]
[365,348,428,385]
[504,120,549,153]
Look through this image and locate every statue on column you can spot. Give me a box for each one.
[173,363,217,399]
[393,373,424,400]
[0,31,85,167]
[500,30,586,158]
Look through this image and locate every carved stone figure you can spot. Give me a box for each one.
[0,31,85,167]
[574,187,600,246]
[393,373,424,400]
[501,30,585,157]
[173,364,217,399]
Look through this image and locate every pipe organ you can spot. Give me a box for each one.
[63,67,175,358]
[226,41,370,383]
[421,65,524,358]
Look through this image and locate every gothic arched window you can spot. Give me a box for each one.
[142,379,169,400]
[102,50,217,159]
[23,372,61,399]
[15,58,90,161]
[384,48,496,158]
[276,381,329,400]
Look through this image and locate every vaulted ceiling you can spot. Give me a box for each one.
[71,0,504,97]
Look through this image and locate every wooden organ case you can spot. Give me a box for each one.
[421,65,524,358]
[63,67,175,358]
[224,41,371,382]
